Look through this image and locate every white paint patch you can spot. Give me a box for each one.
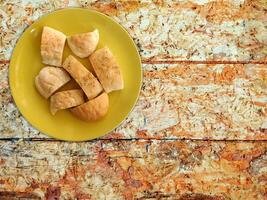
[261,120,267,129]
[191,0,211,5]
[140,18,150,30]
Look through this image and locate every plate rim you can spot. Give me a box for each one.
[9,7,143,141]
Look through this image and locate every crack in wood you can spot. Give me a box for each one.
[142,60,267,65]
[2,59,267,65]
[0,137,267,142]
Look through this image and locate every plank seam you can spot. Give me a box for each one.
[142,60,267,65]
[1,60,267,65]
[0,138,266,142]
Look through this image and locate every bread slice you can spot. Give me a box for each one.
[62,55,102,99]
[35,66,71,99]
[50,89,85,115]
[89,47,123,93]
[41,26,66,67]
[67,29,99,58]
[71,92,109,121]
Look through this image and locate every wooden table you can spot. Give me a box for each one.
[0,1,267,199]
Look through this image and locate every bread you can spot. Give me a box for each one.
[71,92,109,121]
[67,29,99,58]
[41,26,66,67]
[62,55,103,100]
[50,89,85,115]
[35,66,71,99]
[89,47,123,93]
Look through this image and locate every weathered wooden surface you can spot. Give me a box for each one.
[0,140,266,199]
[1,0,267,199]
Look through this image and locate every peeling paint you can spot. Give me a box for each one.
[0,0,267,199]
[0,141,266,199]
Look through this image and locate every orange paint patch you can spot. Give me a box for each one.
[136,130,164,139]
[147,0,265,25]
[198,1,247,23]
[176,0,264,23]
[102,132,124,139]
[89,1,147,16]
[220,148,264,162]
[0,158,5,165]
[214,65,245,84]
[136,130,148,138]
[0,60,10,64]
[253,101,267,107]
[89,2,119,15]
[144,64,247,86]
[116,157,132,171]
[119,1,147,13]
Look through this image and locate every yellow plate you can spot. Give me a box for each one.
[9,8,142,141]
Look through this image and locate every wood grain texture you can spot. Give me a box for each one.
[1,63,266,140]
[0,140,266,199]
[1,0,267,198]
[0,0,267,62]
[118,63,267,140]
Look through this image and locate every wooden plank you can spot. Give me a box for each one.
[1,63,266,140]
[0,0,267,62]
[0,140,266,199]
[0,63,45,138]
[112,63,267,140]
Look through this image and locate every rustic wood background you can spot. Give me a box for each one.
[0,0,266,199]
